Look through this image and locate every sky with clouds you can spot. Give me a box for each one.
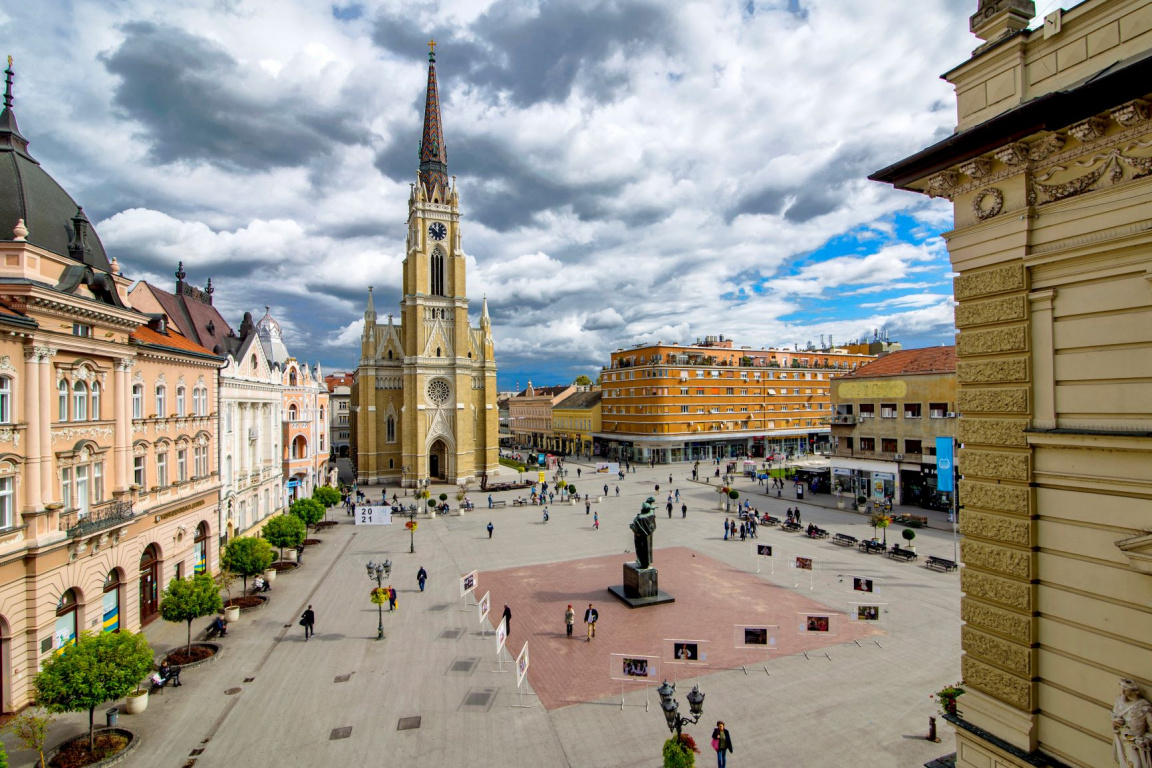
[4,0,1080,389]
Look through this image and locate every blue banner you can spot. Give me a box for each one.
[936,437,955,492]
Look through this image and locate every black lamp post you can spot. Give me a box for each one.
[655,680,705,739]
[366,559,392,640]
[403,506,417,553]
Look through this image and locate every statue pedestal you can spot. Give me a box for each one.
[608,562,675,608]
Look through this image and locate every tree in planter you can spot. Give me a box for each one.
[727,489,739,512]
[438,493,448,502]
[35,630,153,751]
[901,528,916,548]
[263,514,306,561]
[290,497,325,529]
[312,485,340,521]
[159,572,223,655]
[221,536,275,594]
[215,568,238,605]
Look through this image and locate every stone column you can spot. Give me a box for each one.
[114,359,133,491]
[21,347,41,512]
[38,347,55,503]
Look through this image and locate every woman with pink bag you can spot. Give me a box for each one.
[711,721,734,767]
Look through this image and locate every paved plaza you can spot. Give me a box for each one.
[6,461,961,768]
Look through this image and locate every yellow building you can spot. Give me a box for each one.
[872,2,1152,766]
[506,383,575,452]
[552,389,602,457]
[598,338,876,462]
[352,45,498,488]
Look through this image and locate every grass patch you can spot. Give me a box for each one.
[499,457,527,472]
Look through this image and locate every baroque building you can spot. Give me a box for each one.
[352,45,498,487]
[0,59,222,711]
[872,2,1152,767]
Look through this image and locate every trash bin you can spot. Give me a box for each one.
[106,707,119,728]
[796,486,804,500]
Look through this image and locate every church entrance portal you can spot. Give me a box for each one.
[430,440,448,481]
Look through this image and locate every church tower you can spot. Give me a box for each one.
[353,42,499,487]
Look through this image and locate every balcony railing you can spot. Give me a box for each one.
[60,500,135,538]
[830,414,857,425]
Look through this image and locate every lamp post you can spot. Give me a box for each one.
[366,559,392,640]
[655,680,705,739]
[403,505,417,553]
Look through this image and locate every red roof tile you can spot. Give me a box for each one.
[839,346,956,378]
[130,325,218,357]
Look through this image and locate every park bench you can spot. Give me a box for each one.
[858,539,886,554]
[490,500,507,508]
[925,556,958,572]
[512,499,528,507]
[150,668,181,693]
[888,545,919,562]
[760,516,780,526]
[807,527,829,539]
[832,533,857,547]
[782,521,803,533]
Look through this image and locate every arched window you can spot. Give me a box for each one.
[176,386,186,416]
[91,381,101,420]
[102,570,121,632]
[289,370,298,386]
[54,589,79,650]
[0,377,11,423]
[72,381,88,422]
[250,354,258,370]
[320,406,325,422]
[132,384,143,419]
[58,380,68,421]
[288,404,298,421]
[430,247,445,296]
[291,436,307,459]
[386,415,396,443]
[155,385,166,417]
[193,522,209,574]
[0,474,13,529]
[387,350,393,360]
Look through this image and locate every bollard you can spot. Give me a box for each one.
[927,715,939,742]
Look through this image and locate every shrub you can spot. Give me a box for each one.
[728,490,739,500]
[438,493,448,501]
[902,528,916,543]
[2,707,53,768]
[263,514,306,560]
[290,497,325,528]
[159,572,223,654]
[662,733,699,768]
[312,485,341,508]
[221,537,275,593]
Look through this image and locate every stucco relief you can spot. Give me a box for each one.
[961,480,1030,515]
[51,426,114,442]
[971,187,1004,220]
[953,263,1025,301]
[0,428,20,448]
[958,418,1029,447]
[962,655,1032,712]
[956,358,1028,385]
[962,540,1032,580]
[962,625,1032,677]
[954,295,1026,328]
[956,325,1027,357]
[961,568,1032,612]
[958,450,1029,481]
[960,510,1031,546]
[957,388,1029,414]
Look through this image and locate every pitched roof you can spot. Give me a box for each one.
[141,275,235,355]
[517,385,571,398]
[839,346,956,379]
[555,391,602,410]
[130,324,219,359]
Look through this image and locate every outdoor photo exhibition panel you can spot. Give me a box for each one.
[790,554,815,589]
[751,542,774,573]
[664,639,710,666]
[733,624,779,650]
[356,506,393,525]
[848,603,887,623]
[516,642,530,688]
[796,612,840,636]
[477,591,491,635]
[460,570,479,610]
[848,576,882,596]
[609,653,659,710]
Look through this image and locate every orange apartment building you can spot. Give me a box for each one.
[597,337,876,463]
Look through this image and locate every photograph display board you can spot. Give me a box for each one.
[478,591,490,623]
[734,625,779,649]
[791,556,813,571]
[595,462,620,475]
[356,506,392,525]
[516,643,530,687]
[664,638,709,665]
[753,543,774,558]
[496,617,507,654]
[848,603,886,623]
[610,654,659,682]
[849,576,880,595]
[459,570,478,598]
[797,613,839,636]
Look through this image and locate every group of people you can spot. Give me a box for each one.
[563,603,599,640]
[723,516,758,541]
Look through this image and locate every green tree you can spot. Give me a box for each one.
[3,708,53,768]
[35,631,153,750]
[290,497,325,528]
[159,573,223,654]
[221,536,275,593]
[312,485,340,516]
[263,514,306,561]
[573,374,593,386]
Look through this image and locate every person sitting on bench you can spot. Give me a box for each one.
[206,616,228,639]
[153,661,181,689]
[253,575,270,593]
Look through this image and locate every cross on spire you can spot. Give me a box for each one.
[428,38,436,62]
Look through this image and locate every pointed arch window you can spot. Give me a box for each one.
[430,247,445,296]
[386,415,396,443]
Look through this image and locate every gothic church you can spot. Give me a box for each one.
[352,44,498,487]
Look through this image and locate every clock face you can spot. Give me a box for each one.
[428,222,447,241]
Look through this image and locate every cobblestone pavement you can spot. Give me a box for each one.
[3,460,960,768]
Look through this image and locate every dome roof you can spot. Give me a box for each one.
[0,61,112,272]
[256,306,282,336]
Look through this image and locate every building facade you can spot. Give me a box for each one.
[0,58,222,711]
[552,389,602,457]
[872,2,1152,766]
[506,383,576,452]
[324,373,352,459]
[597,339,876,462]
[829,347,958,509]
[352,45,499,488]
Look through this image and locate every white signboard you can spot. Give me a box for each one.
[496,617,507,654]
[595,462,620,475]
[516,642,530,687]
[610,653,659,682]
[478,591,490,623]
[460,571,478,597]
[356,506,392,525]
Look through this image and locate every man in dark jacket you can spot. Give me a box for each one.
[417,566,427,592]
[584,603,598,641]
[301,605,315,641]
[502,604,512,636]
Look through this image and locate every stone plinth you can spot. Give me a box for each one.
[608,562,675,608]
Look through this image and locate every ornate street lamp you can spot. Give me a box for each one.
[366,559,392,640]
[655,680,705,738]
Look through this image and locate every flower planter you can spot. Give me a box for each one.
[161,642,221,670]
[263,568,277,584]
[837,501,846,509]
[283,549,298,563]
[45,727,139,768]
[124,690,148,714]
[224,605,241,622]
[224,595,269,613]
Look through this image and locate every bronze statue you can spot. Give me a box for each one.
[630,497,657,569]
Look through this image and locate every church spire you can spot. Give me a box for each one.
[0,55,31,156]
[480,294,490,329]
[418,39,449,201]
[364,285,376,324]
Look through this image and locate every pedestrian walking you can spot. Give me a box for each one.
[300,605,315,641]
[488,494,493,508]
[565,604,575,637]
[487,521,494,538]
[577,467,582,478]
[615,486,620,497]
[794,508,802,525]
[681,503,687,518]
[417,566,427,592]
[502,604,512,636]
[586,499,591,514]
[603,484,609,497]
[584,603,598,640]
[593,511,599,530]
[388,585,397,612]
[543,507,550,524]
[739,523,747,541]
[712,722,735,767]
[667,501,673,518]
[669,474,672,484]
[723,519,730,541]
[675,489,680,502]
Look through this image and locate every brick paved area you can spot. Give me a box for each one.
[481,546,878,710]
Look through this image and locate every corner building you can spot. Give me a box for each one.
[873,2,1152,766]
[353,46,498,487]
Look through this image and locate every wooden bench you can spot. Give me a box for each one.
[858,539,885,554]
[925,555,958,572]
[832,533,857,547]
[490,500,507,508]
[512,499,528,507]
[761,516,781,527]
[808,528,829,539]
[782,521,803,533]
[888,546,919,562]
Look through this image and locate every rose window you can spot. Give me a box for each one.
[427,379,450,405]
